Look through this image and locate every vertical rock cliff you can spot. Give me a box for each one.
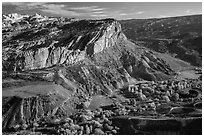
[2,14,174,130]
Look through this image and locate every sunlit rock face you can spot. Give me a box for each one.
[3,17,122,71]
[2,14,176,131]
[2,13,174,80]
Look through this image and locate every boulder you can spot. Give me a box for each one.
[93,128,105,135]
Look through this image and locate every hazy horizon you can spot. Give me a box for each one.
[2,2,202,20]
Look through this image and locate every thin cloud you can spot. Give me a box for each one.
[90,14,107,17]
[41,4,106,17]
[91,8,105,11]
[41,4,66,10]
[69,6,105,12]
[106,10,129,19]
[92,11,104,14]
[69,6,97,11]
[3,2,128,19]
[119,13,128,16]
[4,2,84,17]
[41,4,80,16]
[5,3,106,17]
[4,2,46,10]
[135,11,144,14]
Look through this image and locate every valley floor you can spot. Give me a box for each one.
[2,68,202,135]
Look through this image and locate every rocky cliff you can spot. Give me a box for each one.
[2,14,176,131]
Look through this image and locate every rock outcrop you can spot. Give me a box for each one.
[2,14,176,132]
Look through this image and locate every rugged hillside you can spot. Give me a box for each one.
[2,13,195,133]
[2,13,175,81]
[120,15,202,66]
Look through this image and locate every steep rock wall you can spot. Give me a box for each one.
[2,17,175,131]
[3,20,124,71]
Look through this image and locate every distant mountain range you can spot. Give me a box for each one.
[119,14,202,66]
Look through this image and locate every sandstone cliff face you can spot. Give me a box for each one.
[3,19,123,71]
[2,14,175,131]
[2,14,173,79]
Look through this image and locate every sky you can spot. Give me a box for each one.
[2,2,202,20]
